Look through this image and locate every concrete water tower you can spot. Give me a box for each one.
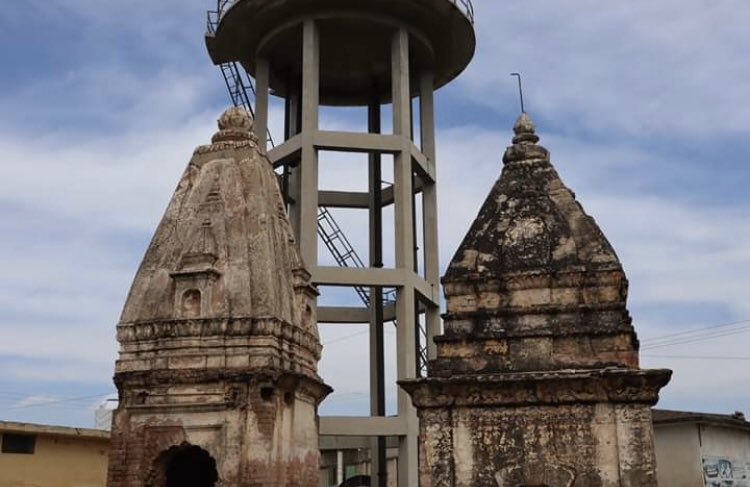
[206,1,475,484]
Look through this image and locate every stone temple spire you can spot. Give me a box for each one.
[107,107,330,487]
[437,111,628,373]
[402,114,671,487]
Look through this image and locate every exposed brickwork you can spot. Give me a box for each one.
[106,108,330,487]
[401,113,671,487]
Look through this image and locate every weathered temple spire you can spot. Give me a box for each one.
[438,111,634,373]
[402,115,671,487]
[444,111,620,298]
[108,107,330,487]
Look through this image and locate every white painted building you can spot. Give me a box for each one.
[653,409,750,487]
[93,398,118,431]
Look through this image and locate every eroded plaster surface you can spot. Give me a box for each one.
[402,113,671,487]
[107,108,330,487]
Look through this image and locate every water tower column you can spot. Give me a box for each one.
[392,27,420,487]
[298,19,321,267]
[419,70,442,363]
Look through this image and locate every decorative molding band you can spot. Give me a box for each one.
[400,368,672,408]
[117,317,322,355]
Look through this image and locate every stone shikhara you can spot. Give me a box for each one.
[107,107,330,487]
[400,113,671,487]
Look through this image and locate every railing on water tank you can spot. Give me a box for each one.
[208,0,474,32]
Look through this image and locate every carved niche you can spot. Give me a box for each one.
[170,221,221,319]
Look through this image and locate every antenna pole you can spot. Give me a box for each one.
[510,72,525,113]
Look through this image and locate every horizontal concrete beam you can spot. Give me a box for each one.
[313,266,407,287]
[315,130,403,153]
[318,306,369,324]
[381,177,425,206]
[410,143,435,183]
[269,133,434,191]
[319,416,406,437]
[319,190,370,208]
[319,435,400,450]
[268,134,302,167]
[313,267,438,305]
[318,305,397,324]
[411,274,440,306]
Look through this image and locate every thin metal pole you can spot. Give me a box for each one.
[282,71,292,209]
[284,70,292,141]
[510,72,525,113]
[255,57,270,151]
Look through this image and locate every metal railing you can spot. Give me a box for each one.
[450,0,474,23]
[206,0,231,34]
[207,0,474,33]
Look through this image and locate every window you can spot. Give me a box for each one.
[181,289,202,318]
[1,433,36,454]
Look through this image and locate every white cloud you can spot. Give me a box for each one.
[15,394,59,408]
[463,0,750,135]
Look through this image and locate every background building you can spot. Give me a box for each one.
[317,409,750,486]
[94,398,118,431]
[654,409,750,487]
[0,421,109,487]
[3,409,748,487]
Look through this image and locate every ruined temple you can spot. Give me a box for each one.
[107,107,330,487]
[401,113,672,486]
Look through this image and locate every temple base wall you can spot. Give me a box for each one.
[418,402,658,487]
[106,374,322,487]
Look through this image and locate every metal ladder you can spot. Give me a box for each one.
[317,207,373,305]
[207,1,428,375]
[317,208,427,375]
[217,61,276,150]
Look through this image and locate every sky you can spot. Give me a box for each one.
[1,0,749,428]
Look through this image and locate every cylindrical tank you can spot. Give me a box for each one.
[206,0,475,105]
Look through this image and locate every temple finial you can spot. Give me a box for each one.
[503,113,548,164]
[512,112,539,145]
[212,106,257,143]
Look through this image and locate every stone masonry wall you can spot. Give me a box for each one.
[107,374,323,487]
[418,403,658,487]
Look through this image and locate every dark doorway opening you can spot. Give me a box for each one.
[340,475,371,487]
[164,445,218,487]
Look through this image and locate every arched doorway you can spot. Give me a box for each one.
[156,444,218,487]
[339,475,370,487]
